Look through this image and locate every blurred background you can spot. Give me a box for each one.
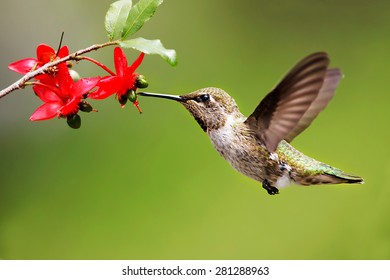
[0,0,389,259]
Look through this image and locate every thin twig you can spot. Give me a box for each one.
[0,40,119,99]
[77,56,116,76]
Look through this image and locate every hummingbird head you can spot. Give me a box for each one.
[138,87,242,132]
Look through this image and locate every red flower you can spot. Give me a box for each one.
[8,44,69,78]
[30,63,99,121]
[89,47,144,104]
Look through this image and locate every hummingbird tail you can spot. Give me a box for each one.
[324,171,364,184]
[295,169,364,186]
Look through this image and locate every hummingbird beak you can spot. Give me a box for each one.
[137,92,185,102]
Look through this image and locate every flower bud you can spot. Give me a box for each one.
[127,90,137,102]
[69,69,81,82]
[79,101,93,113]
[67,114,81,129]
[119,94,128,106]
[135,75,148,88]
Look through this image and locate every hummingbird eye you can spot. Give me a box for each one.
[194,94,210,103]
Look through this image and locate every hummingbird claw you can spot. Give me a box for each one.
[262,179,279,195]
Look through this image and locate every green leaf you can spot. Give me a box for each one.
[121,0,164,40]
[105,0,132,41]
[120,37,177,66]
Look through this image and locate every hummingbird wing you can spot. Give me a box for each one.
[284,68,342,142]
[245,52,333,152]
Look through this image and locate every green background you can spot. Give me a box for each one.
[0,0,389,259]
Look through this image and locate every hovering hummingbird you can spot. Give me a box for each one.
[138,52,363,195]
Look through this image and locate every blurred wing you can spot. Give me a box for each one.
[285,68,342,141]
[245,52,330,152]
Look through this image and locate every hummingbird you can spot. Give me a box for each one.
[138,52,364,195]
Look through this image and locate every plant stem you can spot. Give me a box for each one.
[0,41,119,99]
[77,56,116,76]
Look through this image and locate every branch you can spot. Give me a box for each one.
[0,41,119,99]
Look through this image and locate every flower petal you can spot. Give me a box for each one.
[36,44,55,64]
[128,52,145,73]
[33,84,62,103]
[30,102,62,121]
[8,58,38,74]
[57,46,69,58]
[35,73,57,83]
[73,77,100,98]
[56,63,73,96]
[114,47,128,77]
[59,95,81,116]
[123,71,138,91]
[88,76,122,99]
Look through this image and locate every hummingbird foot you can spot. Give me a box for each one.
[262,179,279,195]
